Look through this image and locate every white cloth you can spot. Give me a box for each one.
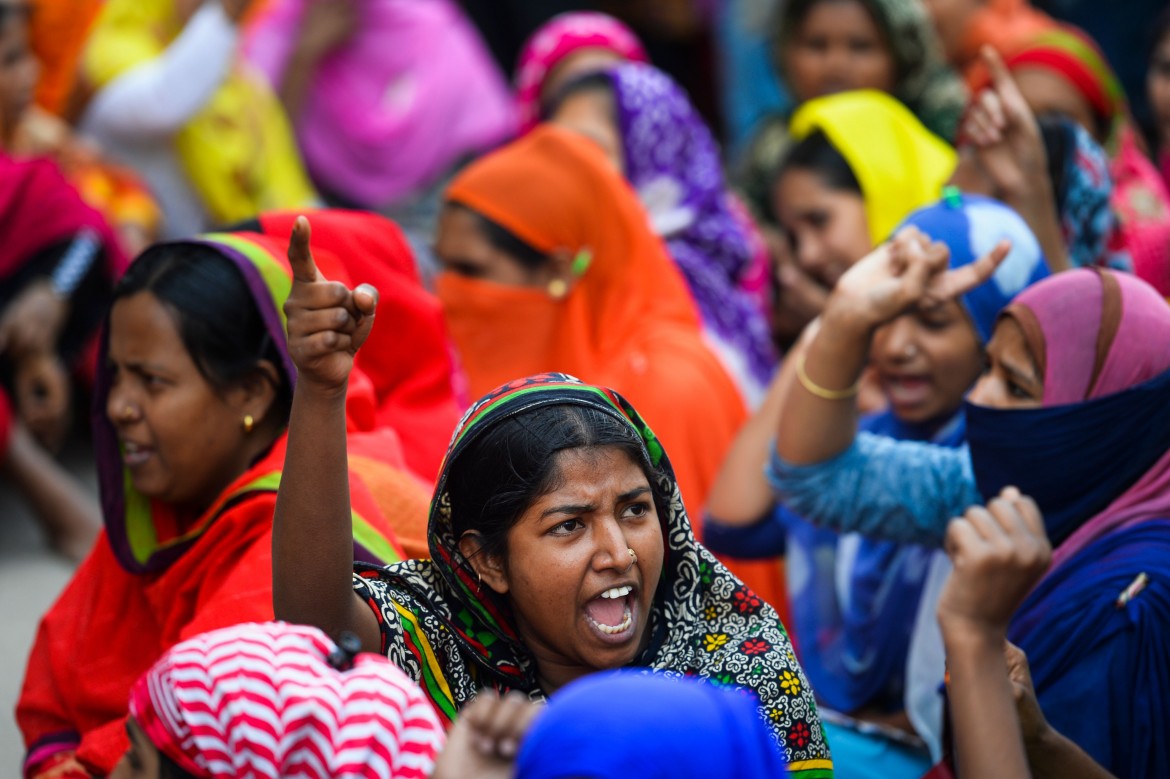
[79,2,239,238]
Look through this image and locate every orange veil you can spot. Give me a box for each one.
[437,126,785,608]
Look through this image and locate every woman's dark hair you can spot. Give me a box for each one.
[772,130,862,211]
[447,403,669,562]
[1037,114,1073,216]
[113,244,292,423]
[542,71,616,122]
[158,750,200,779]
[448,202,550,271]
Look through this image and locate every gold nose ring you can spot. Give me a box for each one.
[628,548,638,564]
[119,405,136,422]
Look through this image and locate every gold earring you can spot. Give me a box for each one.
[547,279,568,299]
[242,414,255,434]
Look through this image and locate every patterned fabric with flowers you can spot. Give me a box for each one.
[352,374,832,776]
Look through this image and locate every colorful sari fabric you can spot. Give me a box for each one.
[515,670,788,778]
[963,268,1170,778]
[788,90,958,245]
[255,210,461,483]
[605,62,777,401]
[17,232,427,779]
[513,11,648,133]
[80,0,317,225]
[437,125,785,606]
[245,0,515,207]
[29,0,102,117]
[129,622,444,779]
[351,374,834,777]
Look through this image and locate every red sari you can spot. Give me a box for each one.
[17,231,429,779]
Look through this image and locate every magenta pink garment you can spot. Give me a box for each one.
[513,11,648,133]
[1111,128,1170,296]
[245,0,516,207]
[1009,269,1170,567]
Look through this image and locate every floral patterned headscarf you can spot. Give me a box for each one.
[351,374,833,777]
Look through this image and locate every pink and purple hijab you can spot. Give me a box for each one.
[964,269,1170,777]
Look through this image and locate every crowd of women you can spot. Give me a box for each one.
[2,0,1169,777]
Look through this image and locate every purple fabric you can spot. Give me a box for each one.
[245,0,516,207]
[1006,268,1170,568]
[607,62,777,395]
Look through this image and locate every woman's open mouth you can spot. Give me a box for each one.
[584,584,637,643]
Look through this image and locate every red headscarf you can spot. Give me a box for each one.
[256,210,460,482]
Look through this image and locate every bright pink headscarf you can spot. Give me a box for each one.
[246,0,516,208]
[513,11,648,133]
[129,622,444,779]
[1004,269,1170,566]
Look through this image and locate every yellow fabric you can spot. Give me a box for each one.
[82,0,317,224]
[789,89,957,246]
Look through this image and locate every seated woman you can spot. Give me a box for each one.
[272,220,832,770]
[430,125,783,604]
[244,0,514,209]
[77,0,317,238]
[0,152,128,558]
[738,0,967,225]
[546,61,776,404]
[111,621,444,779]
[765,89,956,348]
[16,223,431,779]
[769,231,1170,777]
[704,195,1048,778]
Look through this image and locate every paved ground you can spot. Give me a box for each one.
[0,444,94,771]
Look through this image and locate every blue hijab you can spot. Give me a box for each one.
[515,671,788,779]
[785,193,1050,714]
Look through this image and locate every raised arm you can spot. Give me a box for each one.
[775,228,1009,467]
[272,216,379,651]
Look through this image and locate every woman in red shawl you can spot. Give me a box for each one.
[0,151,127,557]
[16,218,436,779]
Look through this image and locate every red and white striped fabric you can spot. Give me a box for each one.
[128,622,443,778]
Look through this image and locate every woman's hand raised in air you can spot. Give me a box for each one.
[284,216,378,399]
[274,215,381,651]
[824,225,1010,340]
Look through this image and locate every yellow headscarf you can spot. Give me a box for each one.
[82,0,316,225]
[789,90,958,245]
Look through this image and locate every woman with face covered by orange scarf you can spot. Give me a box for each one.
[431,125,785,611]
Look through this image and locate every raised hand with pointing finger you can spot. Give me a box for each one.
[283,216,379,398]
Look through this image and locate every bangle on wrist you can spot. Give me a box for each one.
[795,351,861,401]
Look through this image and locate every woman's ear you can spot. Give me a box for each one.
[457,531,510,595]
[232,360,280,424]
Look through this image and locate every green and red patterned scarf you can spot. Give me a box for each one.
[353,373,834,777]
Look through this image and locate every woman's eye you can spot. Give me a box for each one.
[550,518,583,535]
[622,502,651,520]
[1008,382,1031,400]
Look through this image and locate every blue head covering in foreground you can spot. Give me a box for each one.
[516,671,787,779]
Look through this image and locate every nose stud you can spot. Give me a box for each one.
[628,548,638,565]
[118,404,136,422]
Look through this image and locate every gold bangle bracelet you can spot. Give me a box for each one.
[794,351,861,401]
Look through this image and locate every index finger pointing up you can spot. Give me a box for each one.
[287,215,319,283]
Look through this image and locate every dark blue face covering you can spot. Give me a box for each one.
[964,368,1170,547]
